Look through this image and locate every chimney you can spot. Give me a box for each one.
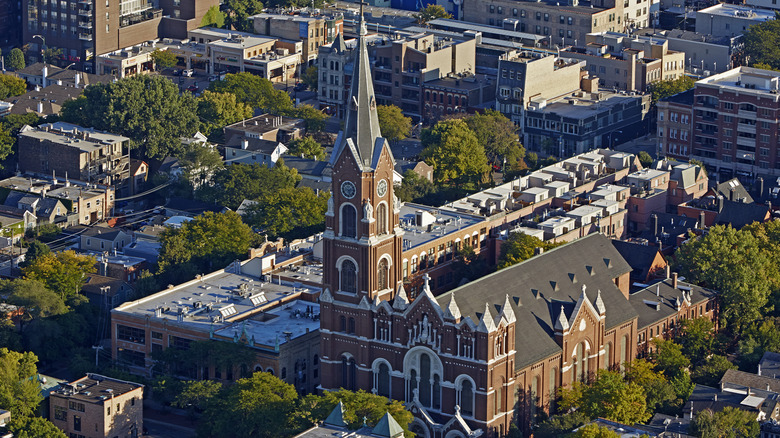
[652,213,658,236]
[42,65,48,87]
[56,79,62,86]
[665,264,671,279]
[75,72,81,88]
[241,138,249,150]
[672,272,678,289]
[718,195,724,212]
[730,187,736,201]
[699,210,706,229]
[37,101,44,114]
[758,177,764,198]
[714,394,717,401]
[759,363,762,376]
[689,400,694,420]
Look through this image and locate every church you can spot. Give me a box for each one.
[318,9,716,437]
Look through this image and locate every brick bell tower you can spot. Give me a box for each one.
[319,4,404,392]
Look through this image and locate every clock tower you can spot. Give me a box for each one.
[319,5,404,391]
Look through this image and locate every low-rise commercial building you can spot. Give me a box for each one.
[252,12,343,69]
[695,4,775,39]
[641,29,743,75]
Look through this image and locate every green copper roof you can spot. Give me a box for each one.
[323,401,347,428]
[371,412,404,438]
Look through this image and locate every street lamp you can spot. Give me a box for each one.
[33,34,46,63]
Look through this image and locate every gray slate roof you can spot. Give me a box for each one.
[610,240,664,281]
[721,369,780,394]
[715,199,769,229]
[627,278,715,330]
[436,233,638,369]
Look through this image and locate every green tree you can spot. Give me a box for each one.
[42,47,62,64]
[737,318,780,370]
[300,65,318,92]
[638,151,653,168]
[9,416,68,438]
[198,162,301,210]
[200,5,226,27]
[0,124,13,169]
[624,359,679,415]
[288,135,325,160]
[3,279,67,320]
[649,76,696,104]
[649,339,693,403]
[559,370,651,424]
[0,74,27,100]
[464,109,525,169]
[177,141,225,189]
[196,90,253,140]
[244,186,328,241]
[377,104,412,143]
[61,75,199,159]
[420,119,489,188]
[301,389,414,437]
[224,0,263,31]
[690,407,760,438]
[414,4,452,25]
[292,104,327,132]
[199,372,299,438]
[157,211,262,284]
[0,348,43,420]
[174,380,223,413]
[150,49,178,70]
[535,411,591,438]
[7,48,25,70]
[22,251,96,299]
[679,317,715,365]
[692,355,736,387]
[744,14,780,70]
[394,169,436,203]
[19,240,50,269]
[571,423,621,438]
[674,225,776,331]
[498,232,561,269]
[209,73,293,113]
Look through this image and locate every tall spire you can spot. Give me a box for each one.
[331,0,384,169]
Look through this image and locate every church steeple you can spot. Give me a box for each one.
[331,1,384,169]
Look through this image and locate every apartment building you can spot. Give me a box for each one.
[18,122,131,195]
[1,0,22,52]
[495,51,585,125]
[562,32,685,92]
[657,88,693,161]
[372,33,476,121]
[49,374,143,438]
[657,66,780,179]
[252,12,343,69]
[0,174,115,226]
[463,0,650,46]
[642,29,743,75]
[422,74,496,119]
[523,90,651,157]
[695,4,775,39]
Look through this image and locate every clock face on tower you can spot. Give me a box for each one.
[377,179,388,197]
[341,180,356,199]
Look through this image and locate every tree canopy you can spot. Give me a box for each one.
[157,211,263,284]
[464,109,525,170]
[243,186,329,241]
[0,74,27,100]
[176,141,225,189]
[150,49,178,70]
[198,162,302,210]
[2,279,67,320]
[744,14,780,70]
[420,119,489,188]
[196,90,253,140]
[7,48,25,70]
[0,348,43,420]
[498,232,561,269]
[300,65,319,92]
[22,251,96,300]
[690,407,759,438]
[19,240,50,269]
[223,0,263,32]
[288,135,326,161]
[559,370,651,424]
[649,76,695,104]
[377,104,413,143]
[200,5,226,27]
[209,73,294,113]
[61,75,199,159]
[414,4,452,25]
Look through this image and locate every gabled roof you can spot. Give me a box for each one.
[715,178,754,204]
[610,240,665,280]
[333,32,348,53]
[436,233,637,369]
[627,278,714,330]
[81,226,127,241]
[715,199,770,229]
[721,369,780,394]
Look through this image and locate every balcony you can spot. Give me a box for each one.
[736,136,756,148]
[737,124,756,135]
[78,32,93,40]
[78,21,93,29]
[737,109,757,118]
[77,0,92,4]
[78,8,91,16]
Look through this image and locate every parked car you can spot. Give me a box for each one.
[171,69,181,76]
[294,82,308,92]
[187,84,199,93]
[182,69,194,77]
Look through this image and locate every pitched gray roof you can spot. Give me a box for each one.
[715,178,754,204]
[333,32,347,53]
[436,233,638,369]
[627,278,715,330]
[721,369,780,394]
[715,199,769,229]
[610,240,664,280]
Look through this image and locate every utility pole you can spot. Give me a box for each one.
[92,345,104,368]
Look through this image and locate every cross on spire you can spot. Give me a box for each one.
[358,0,368,36]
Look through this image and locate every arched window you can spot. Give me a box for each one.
[494,379,503,415]
[420,353,432,407]
[549,367,557,410]
[377,203,388,234]
[342,204,357,238]
[267,368,274,376]
[378,258,389,290]
[409,369,418,402]
[340,260,357,293]
[433,374,441,410]
[241,364,249,378]
[377,363,390,398]
[460,379,474,416]
[254,365,262,372]
[342,356,356,390]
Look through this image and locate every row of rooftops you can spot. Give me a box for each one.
[0,173,112,199]
[19,122,129,152]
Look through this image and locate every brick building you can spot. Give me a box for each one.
[17,122,131,195]
[252,12,344,70]
[657,67,780,179]
[49,374,143,438]
[316,11,717,437]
